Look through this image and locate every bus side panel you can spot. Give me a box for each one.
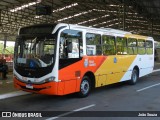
[58,56,106,95]
[137,55,154,77]
[95,55,137,86]
[120,54,154,82]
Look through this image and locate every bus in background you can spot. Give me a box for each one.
[13,23,154,97]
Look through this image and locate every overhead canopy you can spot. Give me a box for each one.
[0,0,160,41]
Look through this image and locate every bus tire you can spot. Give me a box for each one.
[78,76,91,98]
[128,69,138,85]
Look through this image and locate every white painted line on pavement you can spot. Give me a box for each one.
[0,91,31,100]
[136,69,160,92]
[137,83,160,92]
[155,62,160,65]
[152,69,160,73]
[45,104,96,120]
[6,81,13,84]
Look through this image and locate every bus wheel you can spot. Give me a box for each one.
[128,69,138,85]
[78,76,91,98]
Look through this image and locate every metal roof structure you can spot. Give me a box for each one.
[0,0,160,41]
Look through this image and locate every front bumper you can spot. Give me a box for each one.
[13,77,65,95]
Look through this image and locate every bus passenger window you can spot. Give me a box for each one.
[128,38,137,55]
[60,29,83,58]
[102,35,116,55]
[146,41,153,54]
[86,33,101,56]
[116,37,127,55]
[137,40,145,55]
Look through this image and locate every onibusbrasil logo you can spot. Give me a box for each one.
[1,112,42,118]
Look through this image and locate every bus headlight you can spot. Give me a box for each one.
[44,76,56,83]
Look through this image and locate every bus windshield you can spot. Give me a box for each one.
[14,35,56,68]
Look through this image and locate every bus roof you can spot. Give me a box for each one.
[67,23,153,40]
[18,23,154,41]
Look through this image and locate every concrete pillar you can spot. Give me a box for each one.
[3,34,7,54]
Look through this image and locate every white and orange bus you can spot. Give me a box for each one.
[13,23,154,97]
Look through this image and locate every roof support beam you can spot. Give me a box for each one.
[122,0,126,31]
[0,9,1,26]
